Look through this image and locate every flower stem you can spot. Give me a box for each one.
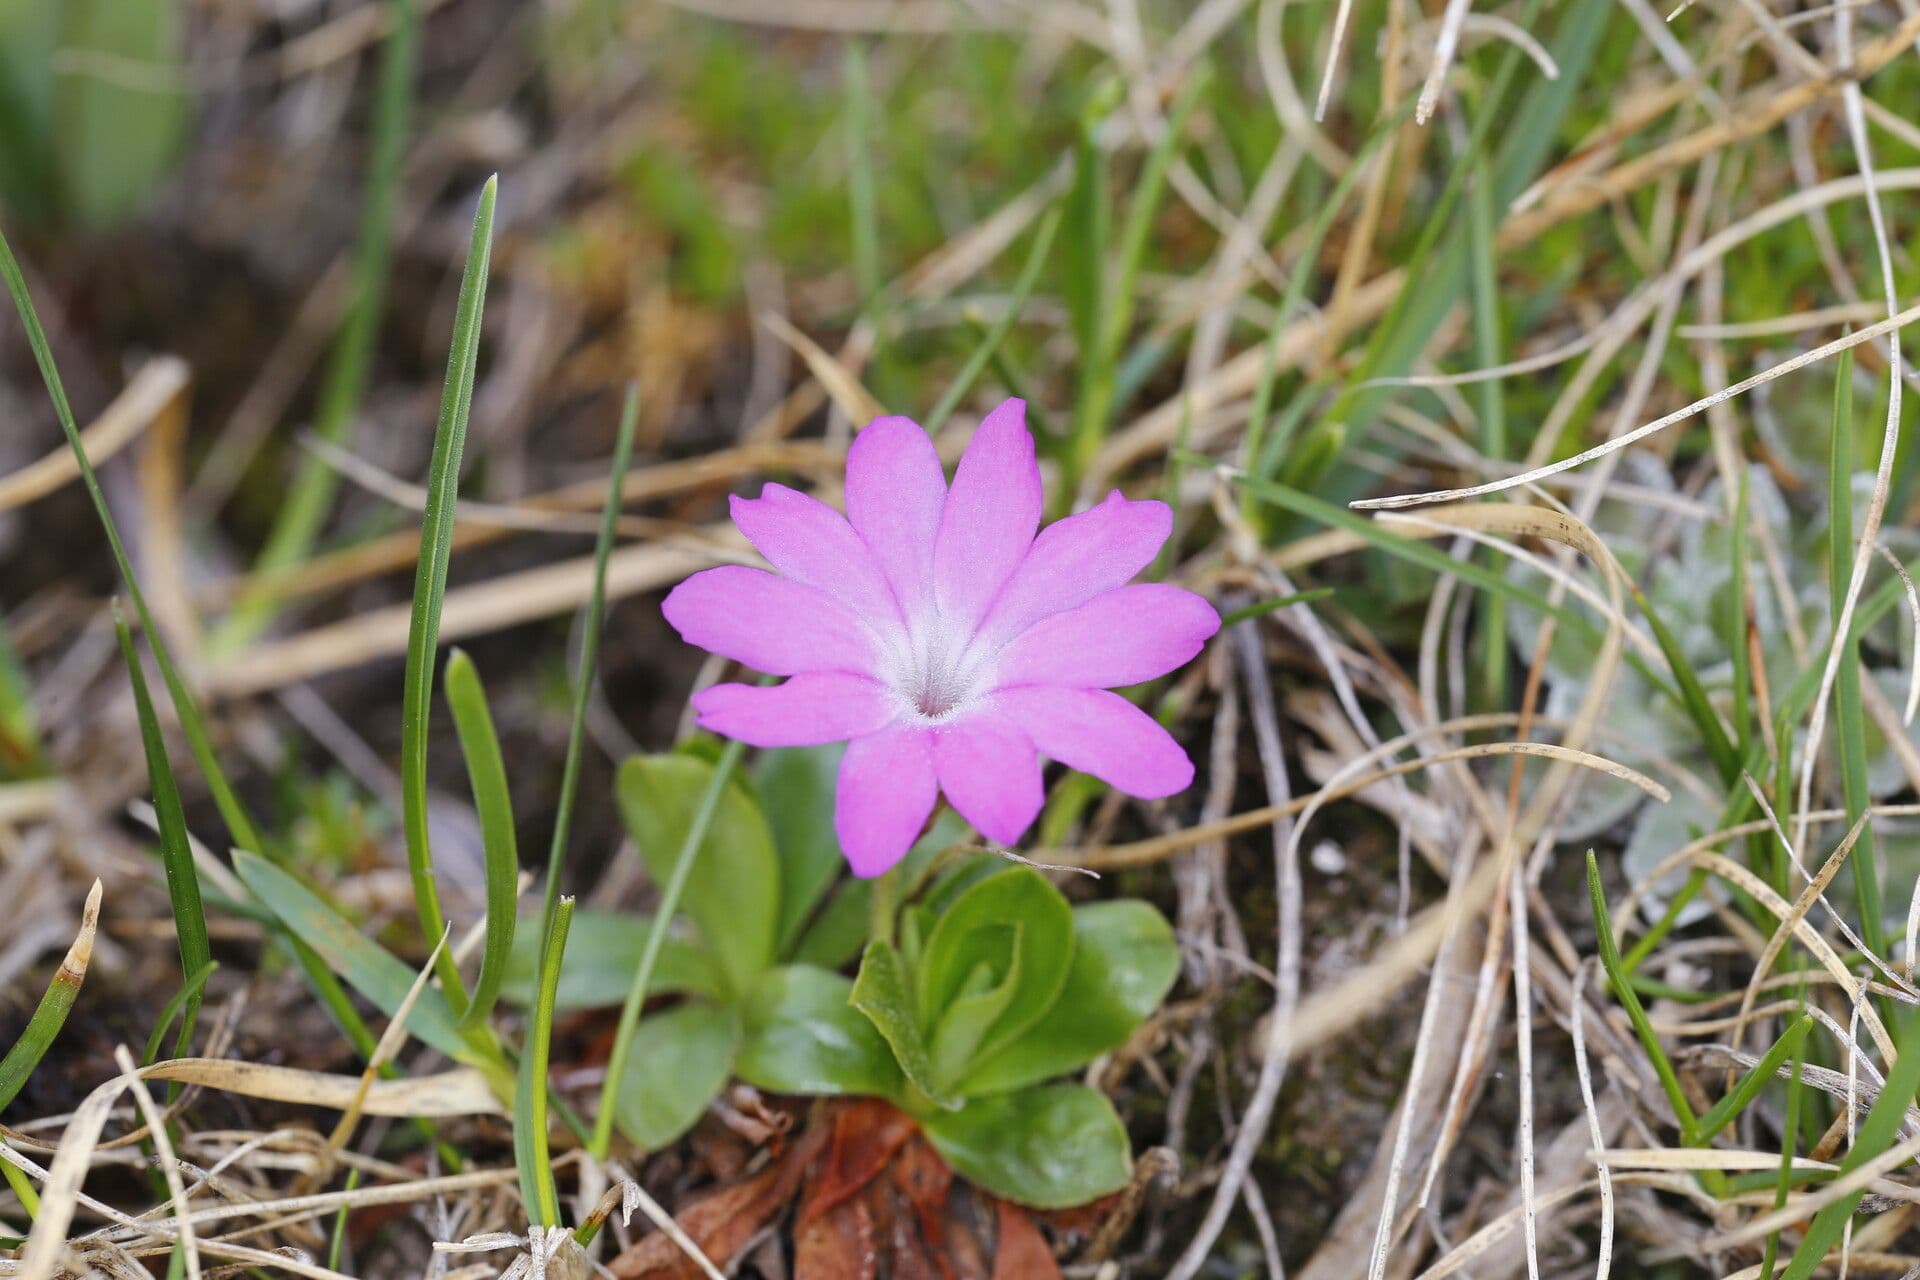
[589,738,747,1159]
[868,863,901,949]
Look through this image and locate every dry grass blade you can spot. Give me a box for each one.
[114,1045,201,1280]
[0,357,189,514]
[139,1059,504,1116]
[329,928,451,1148]
[1353,300,1920,511]
[206,540,724,696]
[759,312,885,424]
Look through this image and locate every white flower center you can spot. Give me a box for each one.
[881,611,995,724]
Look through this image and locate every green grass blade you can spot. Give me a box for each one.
[590,737,747,1158]
[0,610,44,779]
[232,848,473,1065]
[113,605,210,1059]
[1762,983,1809,1280]
[0,880,99,1114]
[445,650,518,1029]
[1620,868,1708,974]
[1728,472,1753,758]
[924,206,1061,434]
[1061,79,1116,377]
[1587,852,1699,1143]
[0,225,266,858]
[1695,1015,1811,1140]
[540,385,639,929]
[1100,70,1205,366]
[1827,351,1883,955]
[1467,155,1508,716]
[1238,96,1418,519]
[1217,589,1334,627]
[140,962,217,1067]
[401,175,498,1010]
[1781,1005,1920,1279]
[1289,0,1608,499]
[216,0,417,651]
[516,896,572,1226]
[1065,72,1202,485]
[1633,585,1740,783]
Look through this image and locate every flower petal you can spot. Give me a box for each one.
[997,686,1194,798]
[662,566,878,676]
[692,674,898,747]
[932,709,1043,846]
[846,416,945,617]
[995,584,1219,689]
[977,490,1171,646]
[836,724,938,877]
[730,485,902,630]
[933,398,1041,633]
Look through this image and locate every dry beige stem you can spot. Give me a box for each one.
[0,357,189,514]
[140,1059,504,1116]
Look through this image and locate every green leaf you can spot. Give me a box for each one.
[929,951,1024,1092]
[50,0,186,226]
[921,1084,1131,1209]
[444,650,518,1028]
[965,900,1179,1095]
[400,175,498,1012]
[501,910,725,1010]
[737,966,902,1100]
[616,752,779,993]
[0,1,57,221]
[614,1002,738,1151]
[916,868,1074,1072]
[790,878,872,971]
[232,848,468,1062]
[753,745,846,956]
[851,939,952,1107]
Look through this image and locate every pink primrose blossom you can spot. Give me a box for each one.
[662,398,1220,876]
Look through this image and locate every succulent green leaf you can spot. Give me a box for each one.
[789,878,872,971]
[737,965,903,1100]
[851,939,953,1108]
[613,1002,739,1151]
[753,745,845,953]
[921,1084,1131,1209]
[928,951,1023,1093]
[916,868,1074,1069]
[964,900,1179,1095]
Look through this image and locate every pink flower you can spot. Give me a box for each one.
[662,399,1220,877]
